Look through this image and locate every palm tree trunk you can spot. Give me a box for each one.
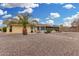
[23,27,27,35]
[9,25,12,32]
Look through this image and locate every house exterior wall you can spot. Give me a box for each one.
[7,25,32,34]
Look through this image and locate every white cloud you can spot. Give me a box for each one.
[63,4,75,9]
[2,14,12,18]
[19,8,33,14]
[63,21,72,27]
[41,20,54,25]
[45,12,60,25]
[45,12,60,26]
[59,3,65,5]
[13,16,19,20]
[0,9,7,15]
[77,12,79,14]
[63,12,79,27]
[63,17,74,27]
[46,17,50,20]
[50,12,60,19]
[21,3,39,8]
[1,3,39,14]
[40,22,46,24]
[4,11,7,14]
[45,3,51,4]
[0,20,3,24]
[46,20,54,25]
[15,3,39,14]
[54,3,65,5]
[0,9,4,15]
[32,18,40,22]
[1,3,39,8]
[34,18,40,22]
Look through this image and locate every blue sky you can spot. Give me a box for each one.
[0,3,79,27]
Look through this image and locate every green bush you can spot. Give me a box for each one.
[45,28,52,33]
[31,30,33,33]
[0,29,1,31]
[3,27,7,32]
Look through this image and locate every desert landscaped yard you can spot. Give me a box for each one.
[0,32,79,56]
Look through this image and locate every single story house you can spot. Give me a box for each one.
[6,24,58,34]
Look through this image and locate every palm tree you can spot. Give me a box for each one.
[18,14,29,35]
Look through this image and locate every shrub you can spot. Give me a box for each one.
[0,29,1,31]
[45,28,52,33]
[31,30,33,33]
[3,27,7,32]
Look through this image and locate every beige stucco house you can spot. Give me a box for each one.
[7,24,31,34]
[6,24,52,34]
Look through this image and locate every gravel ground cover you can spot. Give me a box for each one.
[0,32,79,56]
